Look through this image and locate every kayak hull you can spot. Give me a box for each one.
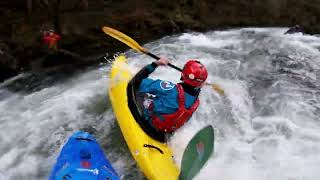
[49,131,119,180]
[108,55,179,180]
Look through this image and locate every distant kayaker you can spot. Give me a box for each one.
[42,30,61,51]
[131,57,208,133]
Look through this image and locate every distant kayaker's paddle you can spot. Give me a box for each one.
[102,26,225,96]
[179,125,214,180]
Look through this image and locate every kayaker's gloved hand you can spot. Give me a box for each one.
[155,57,169,66]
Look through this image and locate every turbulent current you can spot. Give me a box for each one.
[1,28,320,180]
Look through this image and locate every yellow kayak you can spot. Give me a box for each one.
[108,55,179,180]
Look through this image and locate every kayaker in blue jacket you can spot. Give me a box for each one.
[131,57,208,133]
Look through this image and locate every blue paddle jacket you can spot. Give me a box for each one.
[132,62,200,123]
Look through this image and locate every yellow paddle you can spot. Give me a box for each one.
[102,26,225,96]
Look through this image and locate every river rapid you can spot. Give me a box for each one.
[1,28,320,180]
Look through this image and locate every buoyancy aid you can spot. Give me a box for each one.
[151,84,199,132]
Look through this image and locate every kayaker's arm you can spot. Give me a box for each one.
[130,62,158,90]
[130,57,170,91]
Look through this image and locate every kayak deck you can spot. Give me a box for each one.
[108,55,179,180]
[49,131,119,180]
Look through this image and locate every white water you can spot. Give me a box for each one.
[1,28,320,180]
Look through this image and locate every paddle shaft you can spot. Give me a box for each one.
[145,52,183,72]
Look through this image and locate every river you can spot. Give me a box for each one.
[1,28,320,180]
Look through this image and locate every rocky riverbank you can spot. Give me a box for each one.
[0,0,319,82]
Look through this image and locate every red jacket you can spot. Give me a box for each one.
[151,84,199,132]
[42,32,61,45]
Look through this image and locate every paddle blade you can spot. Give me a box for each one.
[206,83,225,96]
[212,84,225,96]
[179,125,214,180]
[102,26,147,53]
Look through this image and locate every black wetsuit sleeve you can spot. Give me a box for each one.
[130,62,158,90]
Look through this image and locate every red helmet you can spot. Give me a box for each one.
[181,60,208,87]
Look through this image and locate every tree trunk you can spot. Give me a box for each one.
[53,0,62,33]
[26,0,33,17]
[79,0,88,10]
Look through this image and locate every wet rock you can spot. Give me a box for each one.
[0,42,18,82]
[285,25,305,35]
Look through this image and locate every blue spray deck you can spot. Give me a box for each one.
[49,131,119,180]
